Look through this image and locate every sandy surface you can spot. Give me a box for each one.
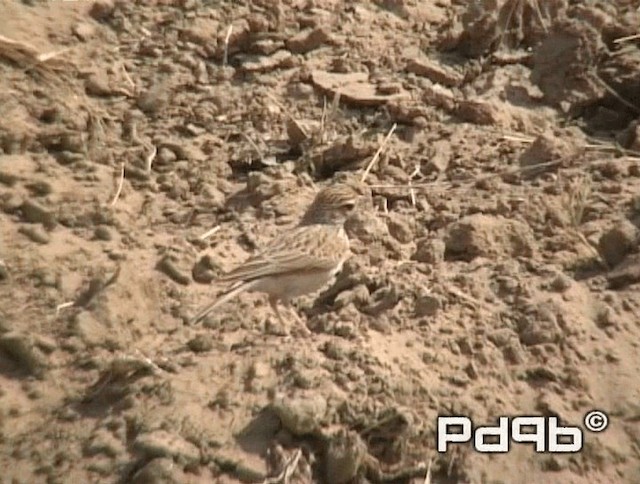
[1,1,640,483]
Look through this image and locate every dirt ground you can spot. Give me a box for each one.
[1,0,640,483]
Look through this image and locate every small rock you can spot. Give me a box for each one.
[519,131,581,178]
[191,255,220,284]
[362,285,400,316]
[156,147,177,165]
[84,429,124,458]
[516,302,561,346]
[549,272,572,292]
[414,293,441,317]
[386,216,414,243]
[137,81,170,116]
[131,458,179,484]
[333,284,370,310]
[286,28,332,54]
[345,211,389,244]
[424,140,451,173]
[325,429,366,484]
[271,392,327,436]
[72,312,108,347]
[0,331,48,377]
[412,237,445,264]
[406,57,463,87]
[157,255,191,285]
[322,341,349,361]
[73,22,96,41]
[598,221,638,267]
[133,430,200,465]
[536,391,568,418]
[25,180,53,196]
[85,72,112,96]
[19,225,50,244]
[464,361,479,379]
[187,334,213,353]
[94,225,113,241]
[89,0,115,22]
[487,328,515,348]
[607,254,640,289]
[503,341,526,364]
[455,100,502,125]
[445,214,536,261]
[20,199,57,228]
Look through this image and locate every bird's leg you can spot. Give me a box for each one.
[282,300,312,336]
[268,296,291,337]
[269,297,287,326]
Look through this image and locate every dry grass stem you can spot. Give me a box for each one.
[594,73,640,114]
[199,226,221,241]
[145,145,157,173]
[408,163,421,207]
[55,301,75,315]
[560,173,592,227]
[423,458,432,484]
[110,162,126,207]
[360,123,397,183]
[223,25,233,67]
[614,33,640,43]
[242,132,265,161]
[121,63,136,91]
[262,449,302,484]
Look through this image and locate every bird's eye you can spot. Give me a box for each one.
[342,201,356,211]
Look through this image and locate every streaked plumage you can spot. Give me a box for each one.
[190,184,360,329]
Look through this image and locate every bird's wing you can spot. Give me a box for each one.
[218,225,346,284]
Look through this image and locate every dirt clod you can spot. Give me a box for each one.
[598,220,638,267]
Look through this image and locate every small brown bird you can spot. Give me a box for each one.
[190,184,360,329]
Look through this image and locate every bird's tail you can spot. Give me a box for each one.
[189,280,259,325]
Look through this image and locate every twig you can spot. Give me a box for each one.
[241,132,265,161]
[199,225,221,241]
[423,458,432,484]
[594,73,640,114]
[408,163,421,207]
[223,25,233,67]
[121,63,136,90]
[145,144,157,173]
[614,33,640,44]
[501,134,534,144]
[110,162,125,206]
[55,301,75,315]
[360,123,397,183]
[262,449,302,484]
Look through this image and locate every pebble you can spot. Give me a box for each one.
[271,392,327,435]
[133,430,200,465]
[157,255,191,285]
[131,458,179,484]
[19,225,50,244]
[324,429,366,484]
[598,220,638,267]
[89,0,115,22]
[187,334,213,353]
[20,199,57,228]
[412,237,446,264]
[94,225,113,241]
[0,331,49,377]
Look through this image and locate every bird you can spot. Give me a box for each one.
[190,184,361,331]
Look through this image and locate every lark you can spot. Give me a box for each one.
[190,184,360,330]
